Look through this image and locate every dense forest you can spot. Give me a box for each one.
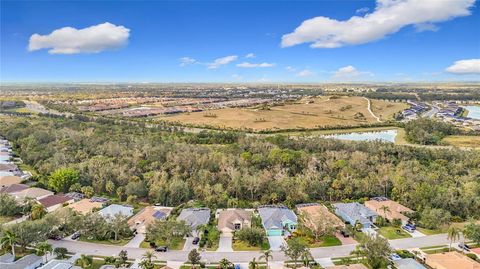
[1,115,479,221]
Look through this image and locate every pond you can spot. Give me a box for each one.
[462,105,480,120]
[322,129,397,143]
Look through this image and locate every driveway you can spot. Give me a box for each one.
[334,231,356,245]
[409,230,426,238]
[217,235,233,252]
[125,233,145,248]
[267,236,286,251]
[183,236,198,251]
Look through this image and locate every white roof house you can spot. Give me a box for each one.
[99,204,134,220]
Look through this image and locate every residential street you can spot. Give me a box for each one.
[49,233,450,263]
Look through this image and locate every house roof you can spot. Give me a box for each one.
[0,183,28,194]
[38,195,73,208]
[0,254,42,269]
[296,203,344,228]
[177,208,211,229]
[326,264,368,269]
[12,187,53,200]
[333,202,378,225]
[99,204,134,219]
[258,205,297,230]
[39,259,82,269]
[426,251,480,269]
[218,209,252,231]
[128,206,172,228]
[393,258,426,269]
[67,199,103,214]
[364,198,413,222]
[0,176,22,186]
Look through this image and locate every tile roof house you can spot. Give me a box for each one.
[296,203,345,230]
[425,251,480,269]
[364,197,413,224]
[0,176,22,188]
[333,202,378,229]
[38,194,74,212]
[177,208,211,230]
[393,258,426,269]
[67,198,103,215]
[217,209,253,234]
[0,183,28,194]
[257,205,298,236]
[11,187,54,201]
[0,254,42,269]
[128,206,172,234]
[99,204,134,220]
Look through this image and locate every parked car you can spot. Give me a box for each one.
[149,242,156,248]
[402,225,415,233]
[340,230,350,237]
[49,235,62,240]
[389,253,402,261]
[155,246,168,252]
[71,232,80,240]
[192,237,200,245]
[458,243,471,251]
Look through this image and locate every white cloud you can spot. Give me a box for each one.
[356,7,370,14]
[245,53,256,58]
[446,59,480,74]
[179,57,197,67]
[332,65,374,79]
[286,66,296,72]
[296,69,314,77]
[282,0,474,48]
[207,55,238,69]
[28,22,130,54]
[236,62,275,68]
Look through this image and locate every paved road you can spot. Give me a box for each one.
[49,233,449,263]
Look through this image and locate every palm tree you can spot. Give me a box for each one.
[259,250,273,269]
[249,257,259,269]
[447,226,461,251]
[300,250,312,268]
[0,230,17,258]
[219,258,233,269]
[379,205,391,221]
[36,241,53,263]
[142,250,155,261]
[139,251,156,269]
[76,254,93,269]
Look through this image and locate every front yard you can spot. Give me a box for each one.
[139,237,186,250]
[79,235,132,246]
[232,238,270,251]
[377,226,411,239]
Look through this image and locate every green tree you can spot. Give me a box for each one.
[463,222,480,246]
[105,180,116,195]
[249,257,259,269]
[107,213,130,241]
[76,254,93,269]
[188,249,201,269]
[139,251,155,269]
[236,227,265,246]
[48,168,79,193]
[219,258,233,269]
[420,208,451,230]
[0,230,17,257]
[118,250,128,266]
[447,225,461,251]
[259,250,273,269]
[281,238,310,269]
[53,247,68,259]
[0,193,23,216]
[146,219,191,248]
[80,186,94,198]
[36,241,53,263]
[30,204,47,220]
[351,234,391,269]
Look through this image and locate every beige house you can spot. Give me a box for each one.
[67,199,104,215]
[12,187,53,201]
[128,206,172,234]
[425,252,480,269]
[0,176,22,188]
[217,209,253,235]
[296,203,345,230]
[38,195,74,212]
[364,197,413,223]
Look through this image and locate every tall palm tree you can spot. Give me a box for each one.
[259,250,273,269]
[447,226,461,251]
[76,254,93,269]
[142,250,156,261]
[249,257,259,269]
[36,241,53,263]
[0,230,17,258]
[379,205,391,220]
[219,258,232,269]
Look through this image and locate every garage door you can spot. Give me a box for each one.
[267,229,282,236]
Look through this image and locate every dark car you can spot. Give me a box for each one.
[155,246,168,252]
[402,225,415,233]
[340,230,350,237]
[459,243,471,251]
[192,237,200,245]
[49,235,63,241]
[71,232,80,240]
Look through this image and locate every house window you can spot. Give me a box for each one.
[234,223,241,230]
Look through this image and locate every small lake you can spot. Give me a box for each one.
[463,105,480,119]
[322,129,397,143]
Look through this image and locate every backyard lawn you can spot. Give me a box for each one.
[377,226,411,239]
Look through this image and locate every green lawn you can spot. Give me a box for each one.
[377,226,411,239]
[78,235,132,246]
[296,234,342,248]
[140,238,186,250]
[232,239,270,251]
[417,227,445,235]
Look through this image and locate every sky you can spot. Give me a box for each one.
[1,0,480,83]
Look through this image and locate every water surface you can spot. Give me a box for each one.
[463,105,480,120]
[323,129,397,143]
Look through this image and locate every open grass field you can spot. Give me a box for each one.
[370,99,408,121]
[158,96,407,131]
[443,135,480,149]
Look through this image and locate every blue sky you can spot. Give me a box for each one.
[1,0,479,83]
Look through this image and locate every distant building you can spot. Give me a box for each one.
[364,197,413,224]
[177,208,211,230]
[67,198,104,215]
[257,205,297,236]
[128,206,172,234]
[37,194,74,212]
[333,202,378,228]
[425,251,480,269]
[217,209,253,235]
[11,187,53,201]
[99,204,134,220]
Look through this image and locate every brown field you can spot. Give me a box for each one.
[370,99,409,121]
[158,96,407,131]
[443,135,480,149]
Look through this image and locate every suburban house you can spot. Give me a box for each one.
[333,202,378,229]
[364,197,413,224]
[296,203,345,230]
[0,253,42,269]
[393,258,426,269]
[99,204,134,220]
[67,198,104,215]
[11,187,54,201]
[326,264,368,269]
[37,194,74,212]
[425,252,480,269]
[39,259,82,269]
[0,183,28,194]
[177,208,211,230]
[217,209,253,235]
[0,176,22,188]
[257,205,298,236]
[128,206,172,234]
